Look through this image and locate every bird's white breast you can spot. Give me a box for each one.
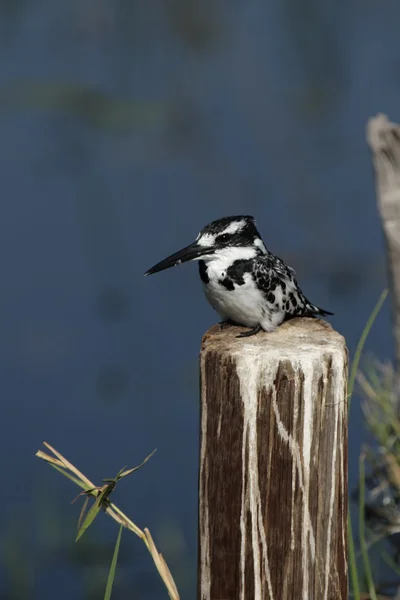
[202,253,262,327]
[204,275,265,327]
[201,248,285,331]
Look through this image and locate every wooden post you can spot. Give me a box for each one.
[367,114,400,410]
[198,318,348,600]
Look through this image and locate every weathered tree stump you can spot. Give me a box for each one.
[367,114,400,409]
[198,318,348,600]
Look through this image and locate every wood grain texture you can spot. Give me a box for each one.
[198,318,348,600]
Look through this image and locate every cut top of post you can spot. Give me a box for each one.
[201,318,347,368]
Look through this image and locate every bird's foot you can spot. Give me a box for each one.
[236,324,263,338]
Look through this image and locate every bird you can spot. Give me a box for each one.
[144,215,333,338]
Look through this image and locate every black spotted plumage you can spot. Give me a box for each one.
[251,254,332,319]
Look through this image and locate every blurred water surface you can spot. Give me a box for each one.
[0,1,399,598]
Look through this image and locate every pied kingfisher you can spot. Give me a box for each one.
[144,215,333,337]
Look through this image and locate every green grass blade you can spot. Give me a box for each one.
[359,453,377,600]
[348,289,388,408]
[76,491,105,542]
[348,513,360,599]
[104,525,123,600]
[347,289,387,599]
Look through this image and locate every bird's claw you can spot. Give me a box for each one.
[236,324,263,338]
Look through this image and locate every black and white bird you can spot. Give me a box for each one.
[144,215,333,337]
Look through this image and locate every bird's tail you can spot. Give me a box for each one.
[306,302,334,317]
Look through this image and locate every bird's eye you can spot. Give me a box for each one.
[218,234,230,243]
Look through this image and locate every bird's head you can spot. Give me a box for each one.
[144,215,267,276]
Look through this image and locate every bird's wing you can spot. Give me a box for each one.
[253,254,297,289]
[254,254,332,317]
[268,255,297,281]
[253,254,308,314]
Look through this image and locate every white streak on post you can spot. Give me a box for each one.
[325,356,347,598]
[239,427,246,600]
[340,410,348,575]
[324,371,339,600]
[300,362,316,600]
[291,381,299,551]
[237,353,274,600]
[199,362,211,600]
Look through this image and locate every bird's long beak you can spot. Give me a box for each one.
[144,242,213,276]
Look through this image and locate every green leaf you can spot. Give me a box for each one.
[117,448,157,480]
[75,487,109,542]
[104,525,123,600]
[114,465,128,480]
